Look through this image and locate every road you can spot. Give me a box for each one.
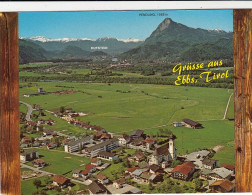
[21,163,89,186]
[20,101,34,121]
[223,93,233,120]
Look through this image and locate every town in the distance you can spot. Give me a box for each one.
[19,12,235,195]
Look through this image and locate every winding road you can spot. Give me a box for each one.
[20,101,34,121]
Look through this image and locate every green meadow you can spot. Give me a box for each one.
[20,81,234,164]
[19,82,233,132]
[25,148,90,175]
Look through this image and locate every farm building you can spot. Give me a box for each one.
[209,179,235,193]
[182,119,204,129]
[130,130,145,139]
[173,122,183,127]
[171,161,196,181]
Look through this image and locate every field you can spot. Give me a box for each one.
[213,141,235,166]
[20,81,235,164]
[25,148,90,175]
[19,82,233,131]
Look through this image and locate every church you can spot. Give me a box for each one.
[149,134,177,168]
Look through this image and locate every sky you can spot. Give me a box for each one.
[19,10,233,39]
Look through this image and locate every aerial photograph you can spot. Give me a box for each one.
[19,10,235,194]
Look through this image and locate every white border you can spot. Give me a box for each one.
[0,1,251,12]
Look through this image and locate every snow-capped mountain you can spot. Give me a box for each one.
[207,29,226,33]
[21,36,144,43]
[20,36,144,54]
[21,36,95,42]
[118,38,145,43]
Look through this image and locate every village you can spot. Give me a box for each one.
[19,96,235,194]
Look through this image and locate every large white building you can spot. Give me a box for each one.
[64,136,93,153]
[84,138,119,157]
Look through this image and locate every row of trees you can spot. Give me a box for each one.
[20,73,234,89]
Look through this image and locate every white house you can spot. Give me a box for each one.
[91,158,102,166]
[97,174,109,184]
[97,151,119,161]
[118,134,131,146]
[20,150,39,162]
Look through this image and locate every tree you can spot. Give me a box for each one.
[148,181,154,190]
[60,106,65,113]
[193,178,203,191]
[193,171,199,179]
[54,186,61,192]
[172,184,183,193]
[171,160,182,168]
[33,179,42,190]
[43,176,51,186]
[32,191,48,195]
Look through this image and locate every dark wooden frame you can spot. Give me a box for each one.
[0,10,251,194]
[0,13,20,195]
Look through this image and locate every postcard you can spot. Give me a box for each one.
[0,7,239,194]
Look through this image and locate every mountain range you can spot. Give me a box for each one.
[121,18,233,61]
[19,18,233,64]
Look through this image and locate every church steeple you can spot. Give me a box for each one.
[169,133,176,159]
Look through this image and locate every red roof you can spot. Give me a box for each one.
[144,138,155,143]
[52,175,70,185]
[97,174,108,180]
[101,133,111,139]
[93,126,103,131]
[127,167,138,172]
[62,138,72,144]
[85,164,96,170]
[81,170,89,175]
[85,125,92,128]
[48,142,56,147]
[23,136,31,141]
[221,164,235,171]
[91,158,99,163]
[171,161,195,175]
[33,159,45,164]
